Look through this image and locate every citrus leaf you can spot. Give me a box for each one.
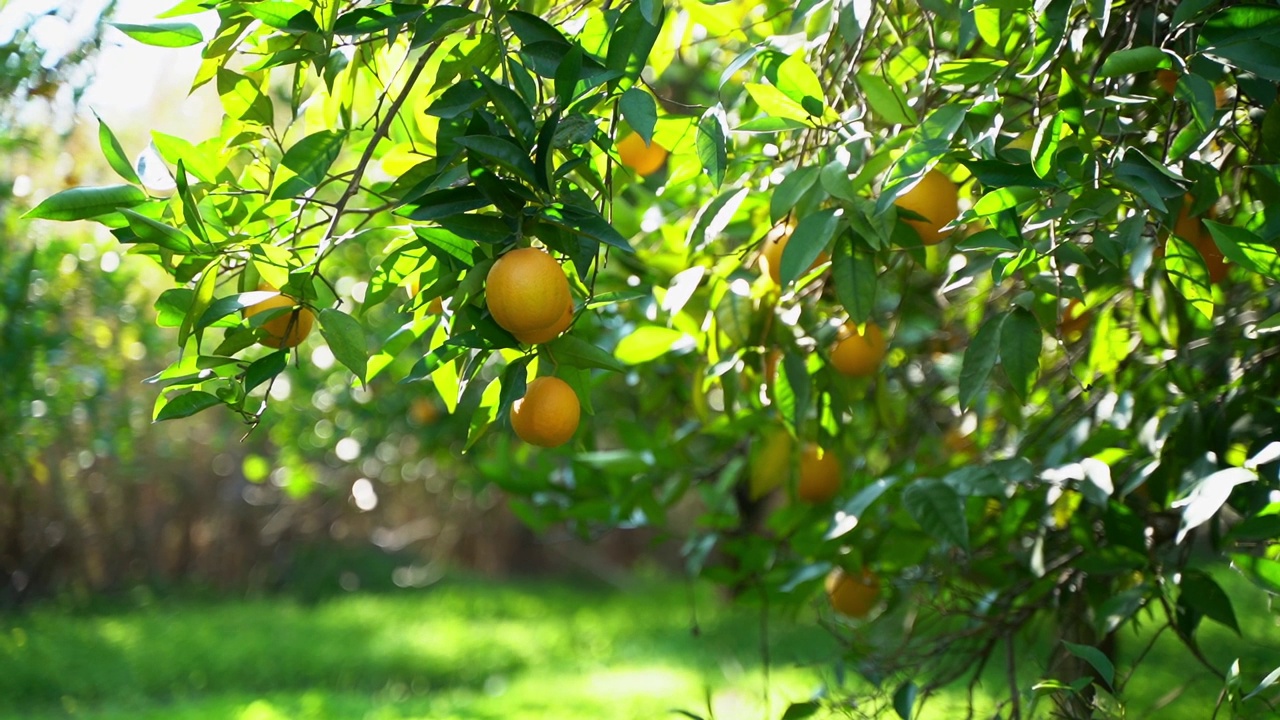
[959,314,1004,409]
[111,21,203,47]
[273,130,346,199]
[832,233,876,323]
[319,308,369,386]
[1164,235,1214,320]
[245,350,288,393]
[1179,569,1241,634]
[770,166,820,223]
[902,479,969,550]
[155,390,221,422]
[780,208,840,286]
[1097,46,1173,77]
[856,71,917,126]
[619,88,658,145]
[94,112,142,185]
[1000,308,1041,401]
[547,334,627,373]
[23,185,148,221]
[454,135,539,186]
[697,104,729,188]
[615,326,691,364]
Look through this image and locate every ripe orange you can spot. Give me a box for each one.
[1058,299,1090,339]
[826,568,881,619]
[797,443,840,503]
[486,247,571,335]
[244,291,315,348]
[758,225,829,285]
[894,169,960,246]
[514,301,573,345]
[1156,69,1179,95]
[409,398,440,425]
[829,322,887,377]
[510,376,580,448]
[1167,197,1229,284]
[616,132,668,176]
[748,426,793,500]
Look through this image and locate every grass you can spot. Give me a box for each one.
[0,572,1276,719]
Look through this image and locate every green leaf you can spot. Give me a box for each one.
[548,334,626,373]
[554,43,583,107]
[615,326,691,364]
[875,105,967,216]
[94,112,141,184]
[1179,569,1241,634]
[1245,665,1280,701]
[781,701,820,720]
[1000,309,1041,401]
[119,209,196,252]
[1231,553,1280,594]
[454,135,538,185]
[155,390,221,422]
[744,82,814,123]
[781,208,840,286]
[832,233,876,323]
[697,105,728,188]
[893,681,919,720]
[539,204,634,252]
[620,88,658,145]
[936,58,1008,85]
[775,352,811,435]
[1203,221,1280,280]
[1061,641,1115,688]
[1173,468,1258,543]
[604,1,662,90]
[770,166,820,223]
[273,130,345,199]
[1097,46,1173,77]
[775,51,825,111]
[399,186,491,221]
[216,69,273,125]
[156,288,194,328]
[959,315,1004,409]
[733,117,811,133]
[333,3,423,35]
[23,185,148,221]
[856,71,918,126]
[505,10,571,46]
[197,291,275,332]
[319,308,369,385]
[245,350,288,393]
[1032,113,1064,179]
[902,479,969,550]
[1165,235,1214,320]
[243,2,319,32]
[111,21,203,47]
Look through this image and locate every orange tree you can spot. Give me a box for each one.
[24,0,1280,716]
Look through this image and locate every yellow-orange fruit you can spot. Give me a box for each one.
[1167,196,1229,284]
[829,322,887,377]
[486,247,571,335]
[894,170,960,245]
[409,398,440,426]
[826,568,881,619]
[1059,299,1090,339]
[510,376,580,448]
[514,302,574,345]
[616,133,668,176]
[759,226,829,285]
[797,444,840,503]
[245,292,315,348]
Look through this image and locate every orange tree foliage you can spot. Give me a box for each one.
[25,0,1280,716]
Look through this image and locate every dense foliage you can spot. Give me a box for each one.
[25,0,1280,716]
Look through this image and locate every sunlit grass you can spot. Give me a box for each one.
[0,573,1275,719]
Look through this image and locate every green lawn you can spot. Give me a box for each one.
[0,574,1275,719]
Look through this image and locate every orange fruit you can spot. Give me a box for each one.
[829,322,887,377]
[486,247,571,335]
[510,376,580,448]
[1156,69,1179,95]
[1058,299,1090,339]
[748,426,794,500]
[758,225,829,285]
[826,568,881,619]
[763,348,781,388]
[1167,196,1229,284]
[409,398,440,425]
[616,132,668,176]
[244,291,315,348]
[797,443,840,503]
[514,301,573,345]
[894,169,960,246]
